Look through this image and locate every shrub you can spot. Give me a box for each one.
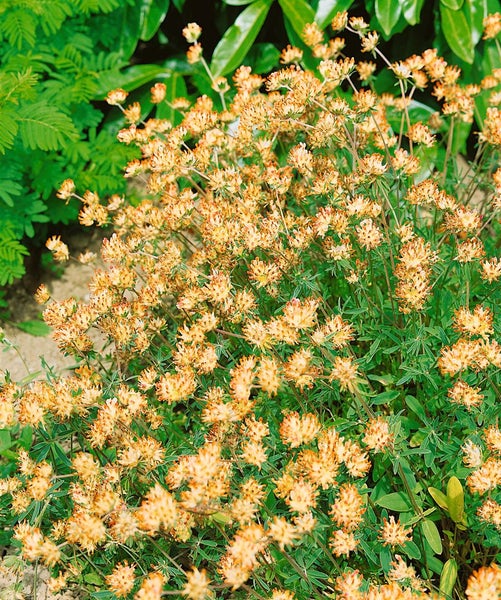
[1,11,501,600]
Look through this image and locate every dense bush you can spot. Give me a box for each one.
[1,9,501,600]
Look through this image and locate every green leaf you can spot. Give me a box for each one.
[17,102,78,151]
[315,0,356,29]
[278,0,316,38]
[139,0,170,41]
[14,320,52,337]
[210,0,273,77]
[0,107,19,154]
[84,572,104,586]
[428,486,449,511]
[421,519,443,554]
[371,390,400,405]
[440,4,474,63]
[439,559,458,598]
[446,477,464,524]
[0,430,12,453]
[245,42,281,73]
[375,0,402,37]
[94,64,169,98]
[155,71,188,125]
[401,0,425,24]
[224,0,258,4]
[375,492,412,512]
[440,0,463,9]
[465,0,487,45]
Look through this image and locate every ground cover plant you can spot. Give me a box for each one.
[1,10,501,600]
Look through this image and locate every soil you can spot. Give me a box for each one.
[0,228,106,600]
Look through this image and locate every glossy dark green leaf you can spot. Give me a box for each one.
[224,0,258,4]
[375,0,402,37]
[315,0,356,29]
[245,42,281,73]
[155,71,188,125]
[118,4,142,60]
[139,0,170,41]
[278,0,316,38]
[375,492,412,511]
[210,0,273,77]
[421,519,443,554]
[401,0,425,24]
[465,0,488,45]
[94,64,169,98]
[440,3,474,63]
[440,0,463,9]
[171,0,185,9]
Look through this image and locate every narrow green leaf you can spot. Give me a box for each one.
[401,0,425,24]
[428,486,449,511]
[278,0,316,38]
[210,0,273,77]
[315,0,356,29]
[440,4,474,63]
[439,559,458,598]
[375,492,412,512]
[375,0,402,37]
[421,519,443,554]
[140,0,170,41]
[446,476,464,524]
[15,320,52,337]
[440,0,463,9]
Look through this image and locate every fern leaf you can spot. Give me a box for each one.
[0,69,39,105]
[17,102,79,151]
[0,107,19,154]
[37,0,73,36]
[0,231,29,286]
[0,8,36,48]
[0,178,23,207]
[75,0,121,15]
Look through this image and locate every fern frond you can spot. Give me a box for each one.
[17,102,79,151]
[54,45,85,73]
[0,230,29,286]
[35,0,73,36]
[0,8,36,48]
[0,107,19,154]
[74,0,122,15]
[0,69,39,106]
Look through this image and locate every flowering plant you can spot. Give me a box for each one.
[1,12,501,600]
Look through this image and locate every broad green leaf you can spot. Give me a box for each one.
[421,519,443,554]
[210,0,274,77]
[94,64,169,98]
[375,0,402,37]
[446,476,464,524]
[14,320,51,337]
[315,0,356,29]
[428,486,449,511]
[375,492,412,512]
[371,390,400,405]
[245,43,281,73]
[440,559,458,598]
[440,0,463,9]
[84,573,104,585]
[465,0,488,45]
[171,0,185,9]
[440,4,474,63]
[0,430,12,453]
[155,71,188,125]
[139,0,170,41]
[401,0,425,24]
[278,0,316,38]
